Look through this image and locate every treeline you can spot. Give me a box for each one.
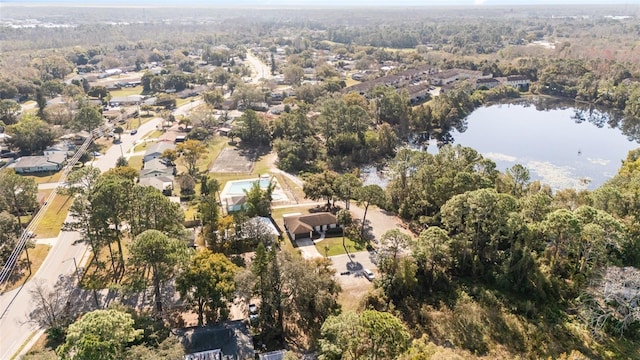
[358,145,640,357]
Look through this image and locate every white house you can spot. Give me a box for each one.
[506,75,530,89]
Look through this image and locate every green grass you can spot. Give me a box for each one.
[144,130,163,139]
[133,141,152,153]
[315,235,364,257]
[33,194,73,238]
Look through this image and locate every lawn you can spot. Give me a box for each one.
[133,141,154,153]
[128,155,143,170]
[33,194,73,238]
[0,244,51,294]
[344,77,361,88]
[23,171,63,185]
[144,130,163,139]
[109,85,143,98]
[315,235,364,257]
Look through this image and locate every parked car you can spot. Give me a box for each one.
[248,303,259,323]
[130,129,138,135]
[363,269,375,281]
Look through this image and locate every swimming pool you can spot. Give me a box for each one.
[225,178,273,195]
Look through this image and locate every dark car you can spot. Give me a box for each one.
[130,129,138,135]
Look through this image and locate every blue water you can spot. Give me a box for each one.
[226,178,273,195]
[363,101,638,191]
[433,103,638,190]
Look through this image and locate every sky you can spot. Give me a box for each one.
[2,0,635,5]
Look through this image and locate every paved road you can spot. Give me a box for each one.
[245,52,272,84]
[0,106,180,359]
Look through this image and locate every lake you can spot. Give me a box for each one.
[428,100,639,190]
[363,99,639,191]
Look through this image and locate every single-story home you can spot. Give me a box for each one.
[44,142,74,157]
[143,141,175,163]
[140,158,175,178]
[11,153,66,173]
[108,95,144,107]
[139,176,174,196]
[239,216,281,244]
[177,321,254,360]
[283,212,338,240]
[259,350,287,360]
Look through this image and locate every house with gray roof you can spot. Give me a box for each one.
[143,141,176,163]
[11,153,66,173]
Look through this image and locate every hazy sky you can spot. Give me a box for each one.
[5,0,636,5]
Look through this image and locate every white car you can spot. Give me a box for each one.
[363,269,375,281]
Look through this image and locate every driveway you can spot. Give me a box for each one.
[347,204,412,244]
[294,238,322,259]
[329,251,378,277]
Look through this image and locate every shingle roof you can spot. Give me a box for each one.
[144,141,175,158]
[284,212,337,235]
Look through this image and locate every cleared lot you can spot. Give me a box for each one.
[210,147,255,173]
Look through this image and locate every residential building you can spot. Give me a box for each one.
[11,153,66,173]
[283,212,338,240]
[475,78,500,89]
[143,142,175,163]
[506,75,530,89]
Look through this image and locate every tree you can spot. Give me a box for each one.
[116,156,128,167]
[336,209,353,249]
[203,89,224,110]
[505,163,530,196]
[6,114,56,154]
[89,175,134,274]
[251,243,284,345]
[124,336,185,360]
[176,139,207,176]
[113,126,124,141]
[62,166,101,197]
[319,310,410,360]
[0,169,38,230]
[378,229,412,298]
[129,230,188,312]
[283,64,304,86]
[334,173,362,210]
[235,110,271,146]
[176,250,238,326]
[542,209,581,275]
[57,309,142,360]
[72,104,103,132]
[413,227,452,289]
[0,211,20,265]
[243,180,274,217]
[303,170,338,208]
[129,185,186,238]
[0,99,21,125]
[355,184,385,237]
[270,53,277,75]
